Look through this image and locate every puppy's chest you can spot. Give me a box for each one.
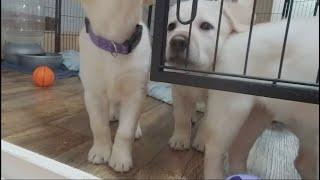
[101,63,145,101]
[100,65,125,97]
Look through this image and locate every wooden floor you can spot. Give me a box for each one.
[1,68,204,179]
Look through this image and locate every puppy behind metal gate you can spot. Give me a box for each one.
[79,0,153,173]
[167,0,319,179]
[166,0,252,157]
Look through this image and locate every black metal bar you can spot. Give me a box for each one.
[54,0,62,53]
[150,0,170,77]
[243,0,257,75]
[151,71,319,104]
[147,5,153,29]
[162,65,319,87]
[317,69,319,83]
[281,0,287,19]
[176,0,198,25]
[282,0,290,19]
[185,23,193,68]
[314,0,319,16]
[277,0,294,80]
[212,0,225,71]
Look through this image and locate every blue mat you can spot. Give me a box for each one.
[147,81,206,112]
[2,61,79,79]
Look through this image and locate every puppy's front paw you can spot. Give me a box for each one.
[108,147,132,172]
[169,134,190,150]
[88,144,111,164]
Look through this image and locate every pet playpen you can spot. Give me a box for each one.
[1,0,319,103]
[150,0,319,104]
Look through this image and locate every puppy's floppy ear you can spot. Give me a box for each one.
[223,0,254,33]
[143,0,155,6]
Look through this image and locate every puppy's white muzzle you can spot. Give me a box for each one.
[166,30,200,67]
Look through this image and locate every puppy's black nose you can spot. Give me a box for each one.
[170,35,188,52]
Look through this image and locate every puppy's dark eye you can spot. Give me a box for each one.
[168,22,176,31]
[200,22,214,31]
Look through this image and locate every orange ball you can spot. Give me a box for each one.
[32,66,55,87]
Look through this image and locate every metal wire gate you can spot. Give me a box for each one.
[44,0,85,53]
[150,0,319,104]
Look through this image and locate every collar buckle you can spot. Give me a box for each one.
[111,41,118,57]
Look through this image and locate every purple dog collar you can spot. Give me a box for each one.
[85,17,143,56]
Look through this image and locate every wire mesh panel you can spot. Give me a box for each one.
[42,0,57,53]
[150,0,319,104]
[43,0,85,53]
[59,0,84,52]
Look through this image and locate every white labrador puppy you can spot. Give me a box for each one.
[204,17,319,179]
[166,0,252,150]
[79,0,152,172]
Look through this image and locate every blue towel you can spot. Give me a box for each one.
[1,61,78,79]
[61,50,80,71]
[147,81,206,112]
[147,81,173,104]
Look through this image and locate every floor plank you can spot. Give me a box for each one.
[3,125,89,158]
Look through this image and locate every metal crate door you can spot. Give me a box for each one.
[150,0,319,104]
